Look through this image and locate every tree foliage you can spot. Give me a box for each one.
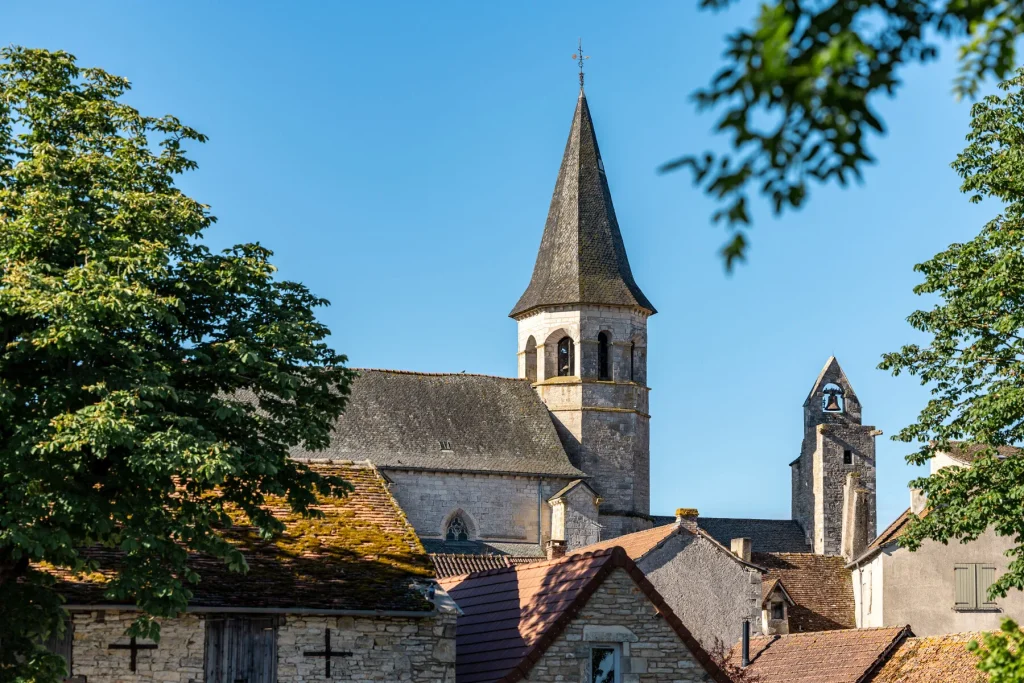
[0,47,353,680]
[672,0,1024,268]
[970,618,1024,682]
[880,67,1024,597]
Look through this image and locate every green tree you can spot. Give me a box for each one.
[970,618,1024,682]
[672,0,1024,268]
[0,47,353,681]
[880,67,1024,596]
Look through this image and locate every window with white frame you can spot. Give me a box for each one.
[590,644,620,683]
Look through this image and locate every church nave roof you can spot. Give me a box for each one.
[291,369,585,478]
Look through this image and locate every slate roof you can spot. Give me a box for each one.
[509,91,655,318]
[422,538,545,558]
[868,632,988,682]
[47,462,435,612]
[695,517,812,553]
[438,547,731,683]
[753,552,857,632]
[292,370,583,478]
[727,626,910,683]
[431,554,539,579]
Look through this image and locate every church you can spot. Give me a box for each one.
[296,86,880,575]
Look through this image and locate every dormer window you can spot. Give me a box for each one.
[771,601,785,620]
[439,440,453,452]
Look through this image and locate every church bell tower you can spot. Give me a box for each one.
[510,88,656,539]
[791,357,878,558]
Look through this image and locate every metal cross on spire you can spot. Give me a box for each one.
[572,38,590,88]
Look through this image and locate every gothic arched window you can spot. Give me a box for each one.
[445,514,469,542]
[598,332,611,380]
[557,337,575,377]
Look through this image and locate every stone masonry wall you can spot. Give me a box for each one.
[386,469,568,547]
[522,568,716,682]
[277,613,456,682]
[67,611,204,683]
[639,531,762,653]
[64,610,455,683]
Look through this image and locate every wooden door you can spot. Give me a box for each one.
[204,617,277,683]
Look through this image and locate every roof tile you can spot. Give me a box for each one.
[753,552,856,631]
[869,632,988,682]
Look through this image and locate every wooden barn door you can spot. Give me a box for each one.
[204,617,278,683]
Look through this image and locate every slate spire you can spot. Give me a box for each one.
[509,90,656,318]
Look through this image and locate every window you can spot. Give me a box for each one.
[43,618,73,676]
[204,617,278,683]
[844,449,853,465]
[524,336,537,382]
[954,564,998,611]
[598,332,611,380]
[629,342,635,381]
[445,515,469,542]
[557,337,575,377]
[771,601,785,620]
[590,645,620,683]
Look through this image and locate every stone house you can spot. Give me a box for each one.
[848,445,1024,636]
[566,514,766,652]
[44,461,458,683]
[438,547,733,683]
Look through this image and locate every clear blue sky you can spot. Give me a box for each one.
[6,2,996,530]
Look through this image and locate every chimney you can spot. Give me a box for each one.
[546,539,566,560]
[675,507,699,523]
[731,537,752,563]
[910,488,927,515]
[741,620,750,667]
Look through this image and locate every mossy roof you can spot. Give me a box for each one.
[47,462,434,612]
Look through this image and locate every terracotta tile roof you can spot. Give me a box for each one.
[851,508,917,565]
[438,547,731,683]
[869,632,987,683]
[727,626,910,683]
[48,462,435,612]
[570,520,682,559]
[695,517,812,553]
[753,552,856,631]
[421,539,546,557]
[286,370,584,477]
[430,554,539,579]
[945,442,1020,465]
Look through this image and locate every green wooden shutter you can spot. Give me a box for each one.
[978,565,998,609]
[954,564,976,610]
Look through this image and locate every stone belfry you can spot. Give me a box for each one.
[791,357,879,559]
[510,87,656,539]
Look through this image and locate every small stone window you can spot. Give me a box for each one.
[557,337,575,377]
[598,332,611,380]
[524,336,537,382]
[844,449,853,465]
[445,515,470,542]
[629,342,635,381]
[771,601,785,620]
[590,645,620,683]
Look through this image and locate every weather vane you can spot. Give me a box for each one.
[572,38,589,88]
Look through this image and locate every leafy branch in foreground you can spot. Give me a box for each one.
[880,67,1024,598]
[672,0,1024,269]
[0,47,353,681]
[970,619,1024,682]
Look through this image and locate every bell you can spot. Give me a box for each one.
[824,393,841,412]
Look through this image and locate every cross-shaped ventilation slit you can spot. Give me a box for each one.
[439,440,453,451]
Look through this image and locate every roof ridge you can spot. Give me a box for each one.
[351,368,524,380]
[440,546,616,583]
